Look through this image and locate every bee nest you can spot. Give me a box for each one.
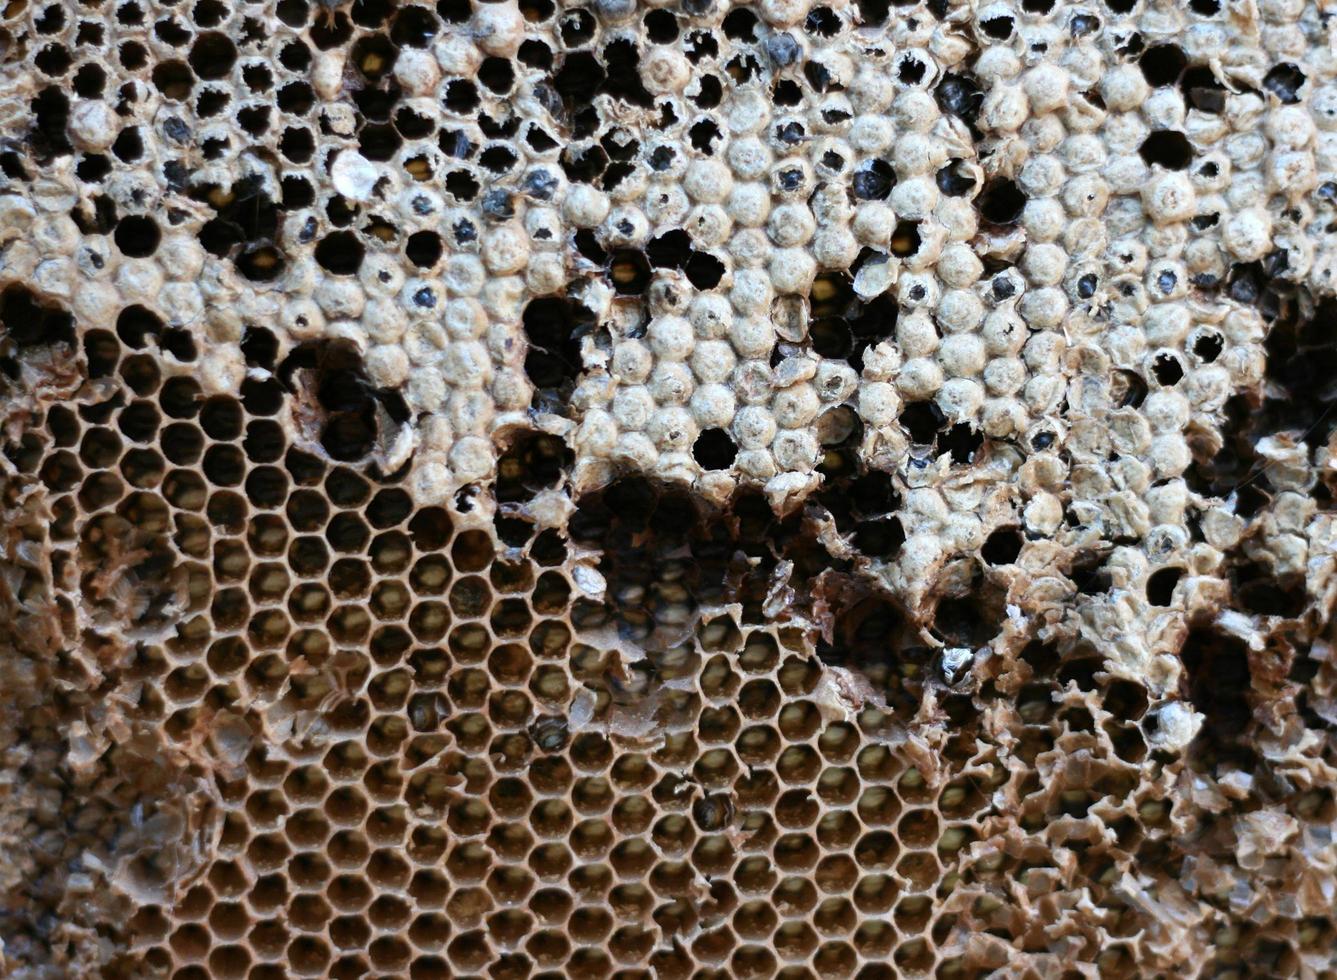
[1,0,1337,976]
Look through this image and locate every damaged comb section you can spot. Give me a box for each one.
[3,0,1337,973]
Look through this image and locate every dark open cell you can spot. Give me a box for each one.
[684,251,726,290]
[897,55,926,84]
[444,169,479,200]
[773,78,803,106]
[30,87,72,158]
[405,230,444,269]
[315,231,365,275]
[646,230,692,269]
[189,31,237,79]
[853,517,904,558]
[899,401,945,443]
[1139,44,1186,87]
[113,213,160,258]
[238,245,285,281]
[152,60,195,100]
[359,123,402,162]
[1139,130,1192,169]
[1179,628,1255,767]
[276,338,407,463]
[811,318,852,359]
[83,330,120,379]
[1152,353,1183,386]
[495,429,573,503]
[118,40,148,70]
[73,63,106,98]
[478,56,515,94]
[609,249,651,294]
[938,423,982,465]
[242,327,279,369]
[977,178,1026,224]
[554,51,604,106]
[980,14,1013,39]
[311,10,354,48]
[981,526,1022,565]
[1181,65,1226,113]
[692,73,723,109]
[559,7,596,44]
[805,5,840,36]
[1145,566,1181,606]
[116,305,163,349]
[1,285,75,350]
[600,38,654,107]
[35,43,73,76]
[693,428,737,470]
[890,220,921,257]
[518,39,553,69]
[936,159,976,197]
[855,0,889,24]
[161,327,197,362]
[276,0,307,26]
[522,295,595,413]
[1193,332,1223,362]
[645,8,677,41]
[853,159,895,200]
[391,4,438,46]
[1263,62,1305,104]
[688,119,721,154]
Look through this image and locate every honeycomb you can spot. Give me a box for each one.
[2,0,1337,975]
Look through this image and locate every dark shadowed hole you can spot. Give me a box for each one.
[899,401,944,443]
[934,585,1003,647]
[935,72,982,125]
[242,327,279,369]
[852,159,895,200]
[116,305,163,349]
[1139,130,1192,170]
[936,159,976,197]
[693,428,737,470]
[1140,44,1186,87]
[1181,65,1226,113]
[278,339,404,463]
[495,429,572,503]
[853,517,904,558]
[315,231,365,275]
[938,423,982,464]
[890,220,921,257]
[1146,566,1181,606]
[1152,354,1183,386]
[1070,553,1112,595]
[684,251,726,290]
[405,230,444,268]
[976,178,1026,224]
[523,295,595,414]
[981,527,1022,565]
[83,329,120,378]
[646,230,692,269]
[609,249,652,294]
[1180,629,1255,769]
[1263,62,1305,104]
[114,215,161,257]
[1111,369,1147,408]
[1193,332,1223,362]
[1233,560,1305,618]
[189,31,237,79]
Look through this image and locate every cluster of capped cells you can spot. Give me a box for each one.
[3,0,1337,974]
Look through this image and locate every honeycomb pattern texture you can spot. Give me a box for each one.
[3,0,1337,976]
